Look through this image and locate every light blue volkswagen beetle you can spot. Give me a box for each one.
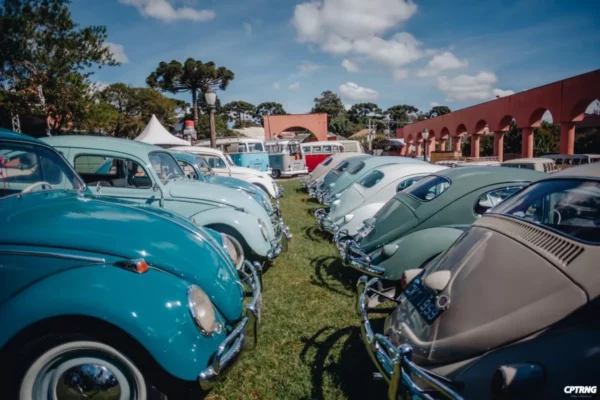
[43,136,286,262]
[0,130,261,398]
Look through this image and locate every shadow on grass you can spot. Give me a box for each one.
[299,324,388,400]
[309,255,362,297]
[302,197,321,204]
[303,226,331,242]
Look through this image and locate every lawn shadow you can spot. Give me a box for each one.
[303,226,331,242]
[302,197,320,204]
[299,324,388,400]
[309,255,362,297]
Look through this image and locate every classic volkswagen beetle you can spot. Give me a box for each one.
[0,130,261,399]
[171,151,287,226]
[301,152,366,190]
[310,154,371,198]
[170,145,283,199]
[338,167,545,280]
[358,163,600,400]
[43,136,285,262]
[320,163,447,235]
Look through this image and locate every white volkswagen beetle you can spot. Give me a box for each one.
[323,163,448,237]
[301,153,365,190]
[170,146,283,198]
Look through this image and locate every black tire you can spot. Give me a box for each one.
[271,169,281,179]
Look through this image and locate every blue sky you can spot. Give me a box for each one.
[72,0,600,116]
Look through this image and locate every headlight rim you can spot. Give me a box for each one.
[221,233,245,270]
[187,285,218,337]
[258,219,269,241]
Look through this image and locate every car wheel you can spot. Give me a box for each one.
[271,169,281,179]
[12,333,166,400]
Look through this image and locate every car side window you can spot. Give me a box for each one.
[474,186,523,216]
[74,155,151,189]
[177,161,198,180]
[323,145,332,153]
[396,176,424,192]
[313,146,321,154]
[201,155,227,169]
[303,146,311,154]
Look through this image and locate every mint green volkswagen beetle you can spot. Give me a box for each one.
[43,136,286,263]
[0,130,261,398]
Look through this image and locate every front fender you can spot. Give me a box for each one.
[192,208,270,258]
[373,226,465,281]
[0,266,227,382]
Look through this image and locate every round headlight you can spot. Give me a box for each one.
[258,219,269,241]
[187,285,216,336]
[221,233,244,270]
[344,214,354,223]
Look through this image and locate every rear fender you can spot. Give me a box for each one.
[376,226,466,281]
[0,266,227,382]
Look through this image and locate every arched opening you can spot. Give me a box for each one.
[438,127,450,151]
[474,119,489,134]
[281,126,316,141]
[497,115,515,132]
[455,123,467,136]
[572,99,600,154]
[529,108,553,127]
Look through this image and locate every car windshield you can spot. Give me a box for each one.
[148,151,185,183]
[0,141,85,198]
[194,155,213,175]
[403,175,450,201]
[490,179,600,244]
[359,170,384,188]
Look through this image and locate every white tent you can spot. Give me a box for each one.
[135,114,190,146]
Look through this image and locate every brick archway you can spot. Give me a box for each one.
[263,113,328,141]
[396,69,600,159]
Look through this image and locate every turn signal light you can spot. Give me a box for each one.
[135,259,149,273]
[116,259,149,274]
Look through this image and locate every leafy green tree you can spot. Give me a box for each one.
[385,104,419,127]
[329,114,353,136]
[347,102,382,124]
[311,90,345,119]
[0,0,117,134]
[195,114,234,139]
[80,100,120,134]
[146,58,234,122]
[221,100,256,128]
[254,102,287,122]
[428,106,451,118]
[197,95,222,116]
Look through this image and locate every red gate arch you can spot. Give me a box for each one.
[263,113,328,141]
[396,69,600,160]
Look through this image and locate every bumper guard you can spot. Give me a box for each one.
[357,277,464,400]
[341,238,385,276]
[198,261,262,389]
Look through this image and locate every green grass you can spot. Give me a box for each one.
[210,179,387,400]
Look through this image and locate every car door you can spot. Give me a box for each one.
[72,152,160,206]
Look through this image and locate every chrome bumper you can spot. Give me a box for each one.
[268,217,292,259]
[340,238,385,276]
[198,261,262,389]
[357,277,464,400]
[274,184,284,198]
[281,168,308,177]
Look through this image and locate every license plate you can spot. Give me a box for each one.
[403,272,445,325]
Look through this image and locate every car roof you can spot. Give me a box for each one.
[170,146,224,156]
[359,156,425,167]
[42,135,164,154]
[375,163,446,174]
[0,129,46,145]
[169,151,197,163]
[435,166,545,184]
[542,163,600,179]
[502,157,554,164]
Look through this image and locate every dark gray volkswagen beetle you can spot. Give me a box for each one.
[358,163,600,399]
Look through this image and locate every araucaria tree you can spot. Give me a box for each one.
[146,58,234,122]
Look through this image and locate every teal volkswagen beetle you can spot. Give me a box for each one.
[171,151,286,223]
[0,130,261,398]
[43,136,286,262]
[338,167,545,281]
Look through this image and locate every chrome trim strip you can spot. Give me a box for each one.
[0,250,105,264]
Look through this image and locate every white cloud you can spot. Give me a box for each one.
[292,0,422,69]
[341,59,359,72]
[339,82,379,101]
[344,103,352,111]
[298,61,322,73]
[430,102,442,107]
[393,69,408,81]
[119,0,215,22]
[417,51,468,77]
[244,22,252,36]
[273,82,280,89]
[437,71,513,101]
[288,82,300,91]
[105,42,129,63]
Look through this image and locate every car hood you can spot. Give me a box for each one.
[230,165,270,179]
[0,191,244,321]
[330,185,364,221]
[168,179,268,219]
[205,175,273,214]
[358,195,419,253]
